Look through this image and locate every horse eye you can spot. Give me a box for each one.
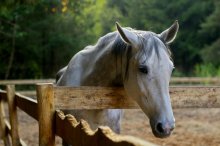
[139,65,148,74]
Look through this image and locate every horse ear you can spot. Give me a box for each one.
[160,20,179,44]
[116,22,139,48]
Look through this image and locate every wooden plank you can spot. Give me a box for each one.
[171,77,220,84]
[0,90,7,101]
[0,79,55,85]
[16,91,36,97]
[15,94,38,120]
[0,97,11,146]
[54,86,220,109]
[170,86,220,108]
[37,83,55,146]
[0,78,219,86]
[54,86,137,109]
[6,85,20,146]
[55,110,158,146]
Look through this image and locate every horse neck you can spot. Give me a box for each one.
[81,33,129,87]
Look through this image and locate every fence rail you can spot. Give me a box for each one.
[0,84,159,146]
[0,80,220,146]
[0,79,55,85]
[170,77,220,84]
[1,77,219,97]
[54,86,220,109]
[0,77,220,85]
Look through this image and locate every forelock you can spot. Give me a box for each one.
[133,31,172,62]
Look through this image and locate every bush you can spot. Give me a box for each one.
[194,63,220,77]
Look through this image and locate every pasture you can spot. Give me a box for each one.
[0,78,220,146]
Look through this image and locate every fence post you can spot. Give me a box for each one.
[6,85,21,146]
[0,96,11,146]
[37,83,55,146]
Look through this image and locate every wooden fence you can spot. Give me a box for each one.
[0,84,159,146]
[0,80,220,146]
[1,77,219,97]
[0,77,220,97]
[0,77,219,85]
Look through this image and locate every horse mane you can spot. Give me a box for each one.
[86,29,172,82]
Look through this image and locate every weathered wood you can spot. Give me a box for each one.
[171,77,220,84]
[15,94,38,120]
[55,110,158,146]
[37,83,55,146]
[170,86,220,108]
[0,77,219,86]
[0,79,55,85]
[54,86,138,109]
[16,91,36,97]
[0,97,11,146]
[6,85,21,146]
[54,86,220,109]
[0,90,7,101]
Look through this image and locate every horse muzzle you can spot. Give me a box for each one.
[150,119,175,138]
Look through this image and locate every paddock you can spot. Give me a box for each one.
[0,78,220,146]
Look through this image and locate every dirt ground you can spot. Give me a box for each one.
[1,108,220,146]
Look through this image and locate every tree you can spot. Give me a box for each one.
[199,1,220,66]
[110,0,214,74]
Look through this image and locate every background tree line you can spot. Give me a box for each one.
[0,0,219,79]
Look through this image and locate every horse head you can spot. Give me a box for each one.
[116,21,179,138]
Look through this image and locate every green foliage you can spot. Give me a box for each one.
[194,63,220,77]
[110,0,215,73]
[199,1,220,67]
[0,0,219,79]
[201,39,220,66]
[172,68,185,77]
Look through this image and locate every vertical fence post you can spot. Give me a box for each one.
[37,83,55,146]
[0,97,11,146]
[6,85,21,146]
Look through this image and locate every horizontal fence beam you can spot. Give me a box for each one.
[170,86,220,108]
[1,86,220,115]
[55,110,158,146]
[171,77,220,84]
[0,90,7,101]
[15,93,38,120]
[16,91,36,97]
[0,79,55,85]
[54,86,220,109]
[54,86,136,109]
[0,77,220,86]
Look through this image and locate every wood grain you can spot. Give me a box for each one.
[55,110,158,146]
[1,77,219,86]
[0,95,11,146]
[6,85,21,146]
[0,79,55,85]
[54,86,220,109]
[15,93,38,120]
[171,77,220,84]
[170,86,220,108]
[37,83,55,146]
[0,90,7,101]
[54,86,137,109]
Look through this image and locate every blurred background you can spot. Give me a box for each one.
[0,0,219,79]
[1,1,220,146]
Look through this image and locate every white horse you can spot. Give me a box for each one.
[56,21,179,145]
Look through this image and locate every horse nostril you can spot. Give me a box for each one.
[156,122,164,134]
